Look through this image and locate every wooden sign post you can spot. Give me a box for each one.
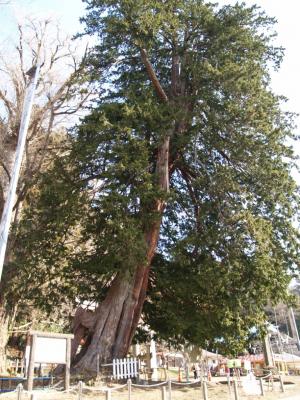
[26,330,74,392]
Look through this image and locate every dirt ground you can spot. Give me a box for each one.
[0,376,299,400]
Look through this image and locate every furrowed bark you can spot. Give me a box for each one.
[72,48,172,374]
[72,134,170,372]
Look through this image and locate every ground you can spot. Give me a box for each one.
[0,375,300,399]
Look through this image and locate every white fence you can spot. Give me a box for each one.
[112,358,140,379]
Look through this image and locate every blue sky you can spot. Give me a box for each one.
[219,1,300,121]
[0,0,298,110]
[0,0,86,37]
[1,0,300,149]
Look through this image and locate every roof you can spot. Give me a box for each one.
[200,350,222,360]
[273,352,300,363]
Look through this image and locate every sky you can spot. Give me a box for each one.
[0,0,86,36]
[219,0,300,127]
[0,0,300,148]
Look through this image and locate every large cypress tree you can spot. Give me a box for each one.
[13,0,300,372]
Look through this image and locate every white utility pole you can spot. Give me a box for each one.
[288,307,300,350]
[0,63,40,283]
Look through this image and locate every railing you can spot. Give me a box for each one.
[0,376,52,393]
[8,371,289,400]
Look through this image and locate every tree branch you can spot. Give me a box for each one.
[140,48,168,103]
[0,160,11,180]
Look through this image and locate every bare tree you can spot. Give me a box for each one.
[0,17,92,214]
[0,17,93,372]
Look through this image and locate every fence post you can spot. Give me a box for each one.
[17,383,23,400]
[279,375,285,392]
[105,389,111,400]
[259,378,265,396]
[96,353,100,376]
[227,374,231,394]
[161,386,167,400]
[202,380,208,400]
[233,380,239,400]
[78,380,83,400]
[128,378,132,400]
[168,379,172,400]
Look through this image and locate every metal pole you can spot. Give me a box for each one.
[0,62,40,283]
[288,307,300,350]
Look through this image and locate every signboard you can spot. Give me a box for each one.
[25,337,67,369]
[227,359,241,368]
[35,337,67,364]
[26,331,73,392]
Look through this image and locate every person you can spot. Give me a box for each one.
[192,364,197,379]
[196,363,200,379]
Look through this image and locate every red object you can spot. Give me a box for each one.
[178,367,181,382]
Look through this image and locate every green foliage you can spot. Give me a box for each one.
[10,0,300,353]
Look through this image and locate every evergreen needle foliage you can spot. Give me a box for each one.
[10,0,300,354]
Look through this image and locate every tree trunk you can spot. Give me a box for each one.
[71,47,174,374]
[73,255,154,373]
[0,138,16,215]
[0,297,9,373]
[72,136,170,373]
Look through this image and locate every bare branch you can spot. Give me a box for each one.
[0,160,11,181]
[140,48,168,103]
[0,16,94,216]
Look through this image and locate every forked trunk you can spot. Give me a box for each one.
[72,45,172,371]
[72,136,170,373]
[72,230,160,372]
[73,212,163,373]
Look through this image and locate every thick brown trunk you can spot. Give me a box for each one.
[73,274,132,371]
[72,237,160,373]
[71,49,173,374]
[72,135,170,373]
